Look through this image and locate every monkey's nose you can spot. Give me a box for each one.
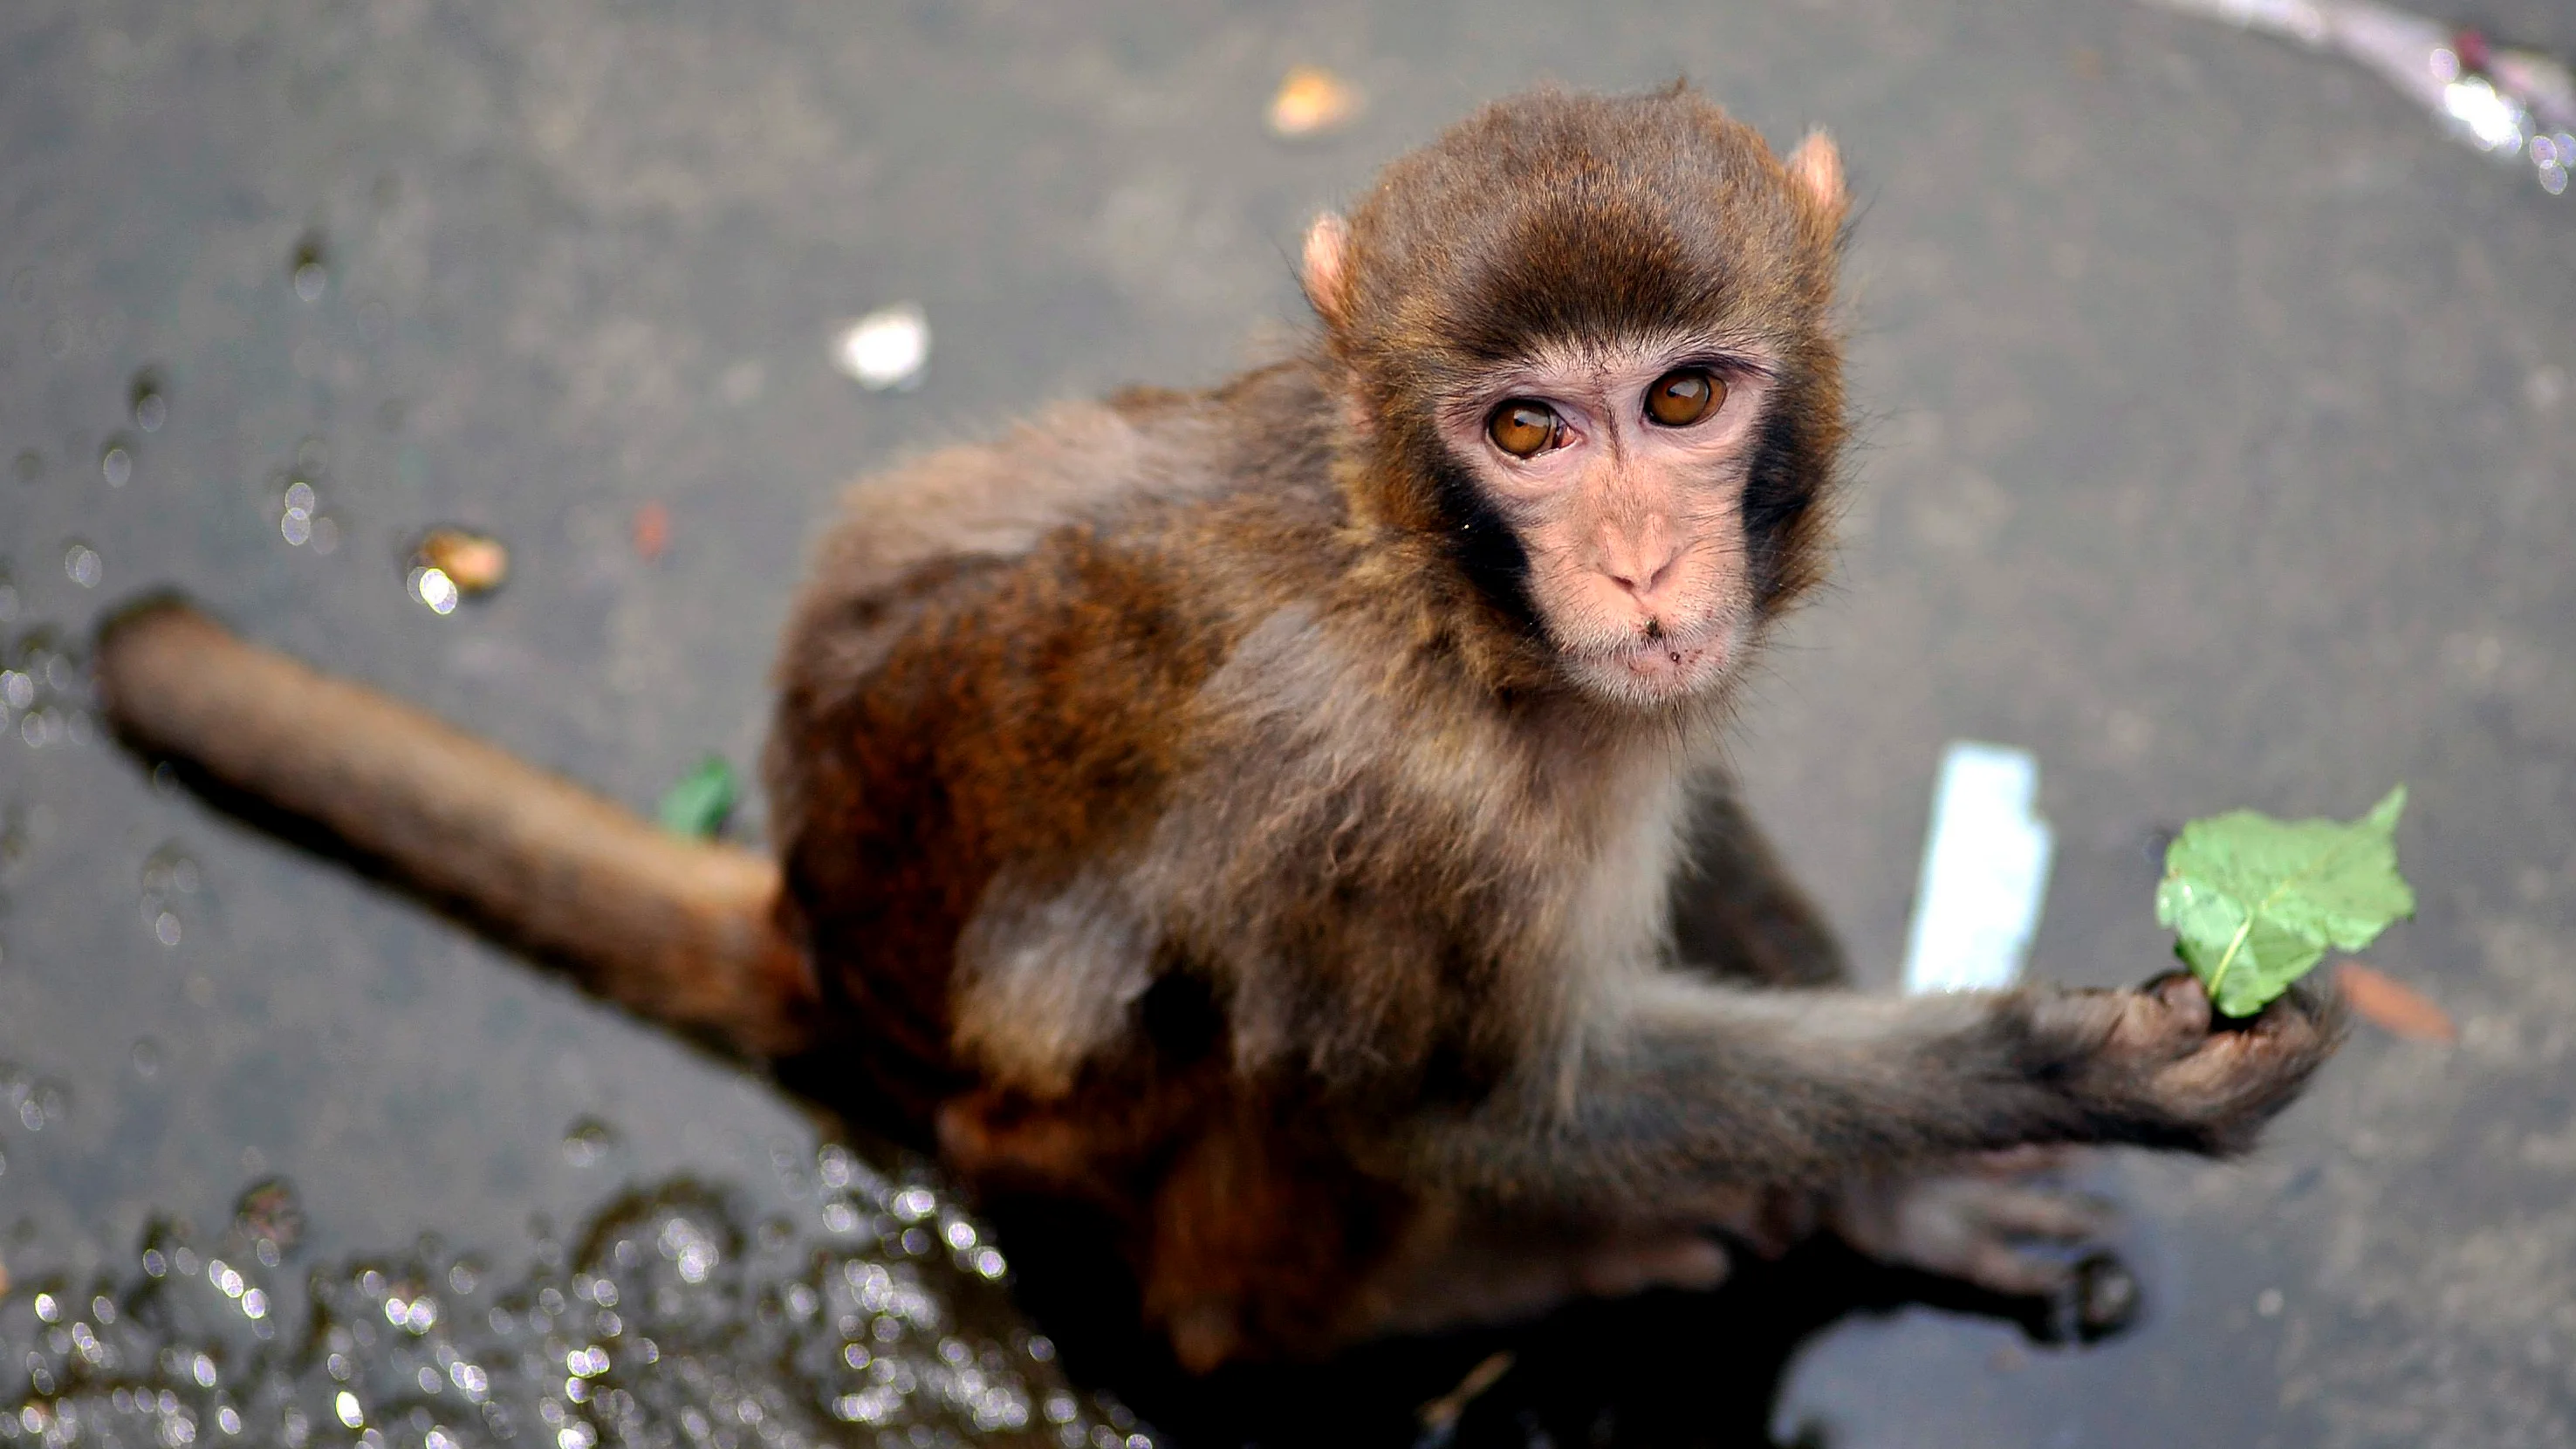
[1600,532,1685,603]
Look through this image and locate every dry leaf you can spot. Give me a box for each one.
[633,501,671,561]
[1268,66,1362,139]
[2336,960,2456,1042]
[1417,1350,1513,1439]
[413,529,510,595]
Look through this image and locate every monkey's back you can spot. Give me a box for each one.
[764,365,1352,1119]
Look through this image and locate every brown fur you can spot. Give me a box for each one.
[95,87,2340,1373]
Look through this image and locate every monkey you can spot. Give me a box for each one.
[95,86,2340,1373]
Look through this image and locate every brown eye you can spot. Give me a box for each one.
[1487,400,1559,457]
[1645,369,1723,427]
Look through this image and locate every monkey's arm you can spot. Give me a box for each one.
[95,602,820,1058]
[1405,973,2339,1205]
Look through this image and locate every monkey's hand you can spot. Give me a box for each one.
[2024,971,2345,1157]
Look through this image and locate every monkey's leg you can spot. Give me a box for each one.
[93,601,819,1058]
[1408,972,2340,1206]
[1668,779,1848,988]
[1826,1148,2108,1296]
[1342,1196,1737,1345]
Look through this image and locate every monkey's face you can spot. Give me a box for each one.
[1435,336,1774,708]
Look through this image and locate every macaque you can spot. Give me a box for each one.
[98,86,2339,1372]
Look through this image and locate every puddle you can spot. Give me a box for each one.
[0,1154,1147,1449]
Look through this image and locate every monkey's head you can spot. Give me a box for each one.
[1305,87,1848,711]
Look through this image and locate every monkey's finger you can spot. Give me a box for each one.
[2147,972,2213,1036]
[1573,1233,1730,1298]
[1964,1144,2080,1179]
[1955,1183,2113,1243]
[1956,1241,2076,1299]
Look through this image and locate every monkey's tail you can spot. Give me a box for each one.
[94,600,821,1059]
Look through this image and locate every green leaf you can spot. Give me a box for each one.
[2155,785,2415,1018]
[656,755,738,839]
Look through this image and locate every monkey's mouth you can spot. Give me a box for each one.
[1572,622,1734,703]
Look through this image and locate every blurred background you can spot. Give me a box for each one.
[3,0,2573,1445]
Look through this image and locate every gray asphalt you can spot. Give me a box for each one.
[3,1,2573,1445]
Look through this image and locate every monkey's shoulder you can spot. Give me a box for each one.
[814,363,1329,577]
[776,366,1345,697]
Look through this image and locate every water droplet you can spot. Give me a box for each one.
[3,1068,68,1131]
[291,232,330,302]
[141,842,202,944]
[40,646,76,694]
[295,437,327,475]
[131,368,168,431]
[560,1118,619,1168]
[408,565,460,614]
[63,542,101,588]
[13,449,43,483]
[129,1037,163,1078]
[279,477,319,546]
[832,304,930,391]
[8,266,35,307]
[100,435,134,486]
[140,842,200,894]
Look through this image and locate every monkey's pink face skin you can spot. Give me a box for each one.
[1438,338,1775,709]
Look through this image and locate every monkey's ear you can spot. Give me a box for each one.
[1301,213,1353,329]
[1785,130,1848,232]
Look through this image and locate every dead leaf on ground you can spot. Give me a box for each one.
[1268,66,1363,139]
[2337,960,2456,1042]
[633,501,670,561]
[1417,1350,1513,1439]
[412,529,510,595]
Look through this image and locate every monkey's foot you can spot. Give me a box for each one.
[1831,1151,2114,1302]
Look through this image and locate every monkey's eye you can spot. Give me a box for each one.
[1486,400,1562,458]
[1644,369,1724,427]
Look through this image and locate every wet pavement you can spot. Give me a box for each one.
[3,0,2574,1444]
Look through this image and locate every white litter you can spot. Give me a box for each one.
[832,304,930,391]
[2148,0,2576,194]
[1901,742,2055,994]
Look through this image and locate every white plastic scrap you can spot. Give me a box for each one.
[1902,742,2056,995]
[832,304,931,391]
[2149,0,2576,193]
